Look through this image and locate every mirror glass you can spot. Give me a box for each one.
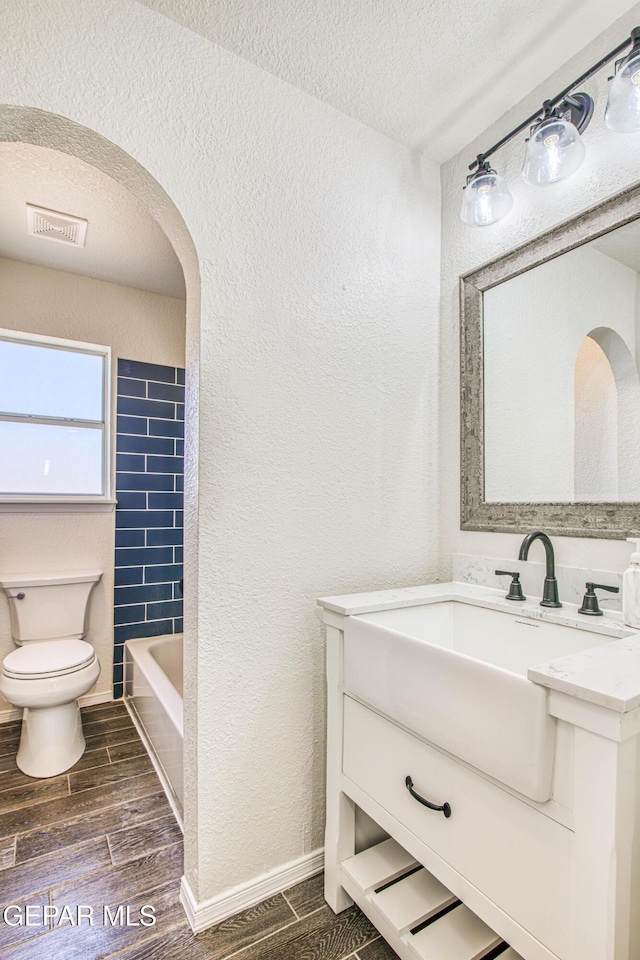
[483,219,640,503]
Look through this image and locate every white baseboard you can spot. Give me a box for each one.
[0,707,21,723]
[0,689,114,725]
[180,848,324,933]
[79,690,114,709]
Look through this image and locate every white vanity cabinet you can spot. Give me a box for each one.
[320,583,640,960]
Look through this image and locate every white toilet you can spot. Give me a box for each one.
[0,570,102,778]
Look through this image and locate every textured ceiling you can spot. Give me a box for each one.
[0,143,185,298]
[138,0,640,162]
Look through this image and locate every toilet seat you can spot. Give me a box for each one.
[2,639,96,680]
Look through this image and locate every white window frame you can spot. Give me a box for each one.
[0,328,115,512]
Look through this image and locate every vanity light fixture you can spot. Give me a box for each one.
[460,26,640,226]
[605,27,640,132]
[522,94,592,186]
[460,161,513,227]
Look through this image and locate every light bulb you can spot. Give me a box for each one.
[522,116,586,186]
[605,45,640,133]
[459,167,513,227]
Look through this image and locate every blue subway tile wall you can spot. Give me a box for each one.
[113,358,184,698]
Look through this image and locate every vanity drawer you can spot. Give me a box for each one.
[342,696,571,958]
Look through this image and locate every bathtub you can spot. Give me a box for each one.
[124,633,183,824]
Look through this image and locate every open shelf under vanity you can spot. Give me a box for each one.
[341,836,521,960]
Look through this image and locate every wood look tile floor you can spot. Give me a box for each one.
[0,701,399,960]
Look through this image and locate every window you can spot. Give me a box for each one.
[0,330,110,502]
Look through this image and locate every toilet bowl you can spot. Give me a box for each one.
[0,570,102,778]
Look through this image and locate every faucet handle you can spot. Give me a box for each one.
[495,570,526,601]
[578,582,620,616]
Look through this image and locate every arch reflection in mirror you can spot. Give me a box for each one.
[483,219,640,504]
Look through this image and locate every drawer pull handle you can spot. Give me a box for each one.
[405,775,451,818]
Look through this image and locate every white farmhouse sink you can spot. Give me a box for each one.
[343,601,611,802]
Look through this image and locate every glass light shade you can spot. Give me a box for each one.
[459,169,513,227]
[605,48,640,133]
[522,117,586,186]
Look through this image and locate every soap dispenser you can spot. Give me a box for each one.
[623,538,640,628]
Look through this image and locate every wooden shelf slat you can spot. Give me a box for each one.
[407,903,502,960]
[341,837,419,895]
[371,867,457,935]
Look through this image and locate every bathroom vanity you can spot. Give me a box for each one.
[319,582,640,960]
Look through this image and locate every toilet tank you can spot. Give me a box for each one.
[0,571,102,644]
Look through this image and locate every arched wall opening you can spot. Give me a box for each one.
[0,102,200,862]
[574,326,640,501]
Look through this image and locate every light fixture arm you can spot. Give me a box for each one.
[469,27,640,173]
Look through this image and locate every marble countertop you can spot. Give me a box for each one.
[317,581,640,714]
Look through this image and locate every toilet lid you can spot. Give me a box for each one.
[2,640,96,680]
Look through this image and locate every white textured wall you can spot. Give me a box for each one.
[2,0,441,905]
[440,3,640,576]
[0,257,185,711]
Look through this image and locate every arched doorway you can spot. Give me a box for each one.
[0,101,200,861]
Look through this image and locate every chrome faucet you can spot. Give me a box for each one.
[518,531,562,608]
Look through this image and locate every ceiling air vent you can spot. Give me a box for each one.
[26,204,88,247]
